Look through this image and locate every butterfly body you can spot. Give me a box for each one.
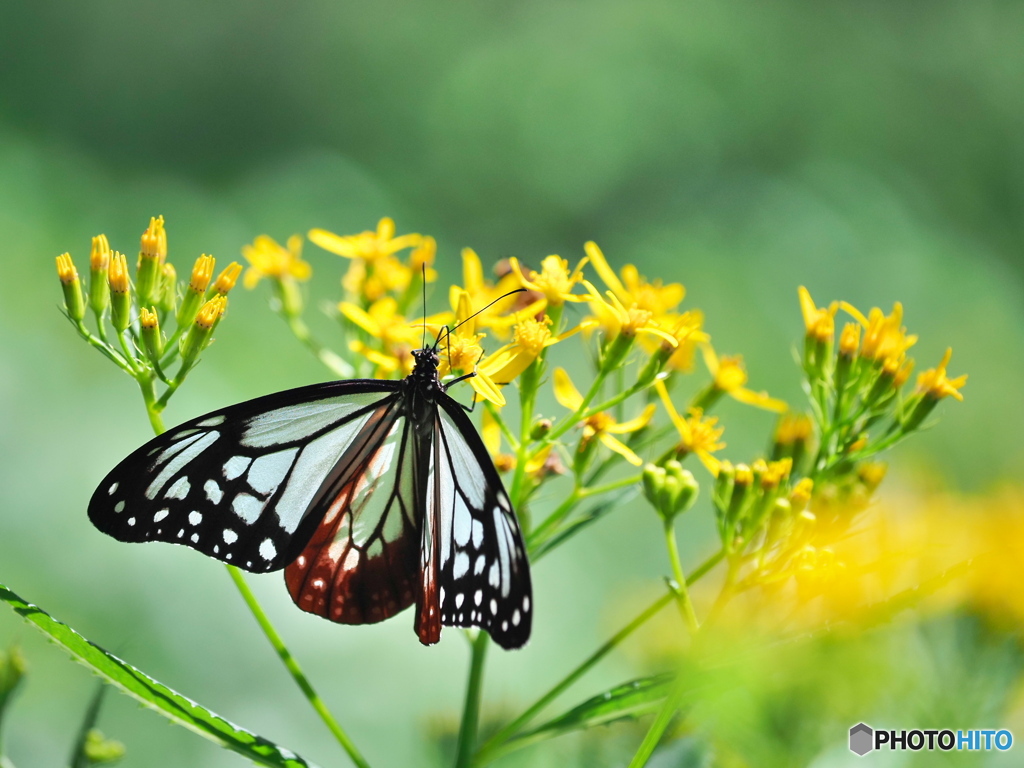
[89,346,532,649]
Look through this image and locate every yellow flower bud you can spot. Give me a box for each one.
[212,261,242,296]
[88,234,111,316]
[139,307,163,361]
[55,253,85,321]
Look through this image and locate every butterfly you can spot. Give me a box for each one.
[88,333,533,650]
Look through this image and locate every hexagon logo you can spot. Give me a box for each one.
[849,723,874,756]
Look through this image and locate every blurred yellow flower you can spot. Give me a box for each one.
[797,286,838,344]
[659,311,709,372]
[553,368,655,466]
[700,345,787,412]
[842,301,918,367]
[309,217,421,262]
[916,347,967,401]
[242,234,311,288]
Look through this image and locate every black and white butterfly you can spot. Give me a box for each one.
[88,339,532,650]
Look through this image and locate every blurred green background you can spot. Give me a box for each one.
[1,2,1022,766]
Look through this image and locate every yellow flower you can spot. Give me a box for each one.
[838,322,861,358]
[554,368,655,466]
[340,296,420,350]
[655,380,725,475]
[797,286,838,344]
[454,248,534,335]
[584,241,684,317]
[842,301,918,367]
[583,282,678,345]
[700,345,787,412]
[916,348,967,402]
[478,316,556,385]
[659,311,710,371]
[309,217,421,262]
[242,235,311,288]
[435,290,505,407]
[510,254,588,308]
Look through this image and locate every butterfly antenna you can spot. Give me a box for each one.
[448,288,527,338]
[421,263,428,350]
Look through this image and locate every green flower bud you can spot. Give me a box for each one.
[88,235,111,317]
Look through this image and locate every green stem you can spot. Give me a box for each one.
[280,304,353,378]
[225,567,370,768]
[663,520,699,633]
[72,319,132,374]
[580,474,642,499]
[69,683,106,768]
[454,631,489,768]
[625,675,690,768]
[527,487,581,551]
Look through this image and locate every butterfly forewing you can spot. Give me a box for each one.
[88,381,399,572]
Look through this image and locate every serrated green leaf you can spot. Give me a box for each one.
[0,583,316,768]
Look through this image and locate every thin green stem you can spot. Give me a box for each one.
[625,675,690,768]
[226,567,370,768]
[72,319,132,374]
[115,330,141,376]
[663,520,699,633]
[454,631,489,768]
[580,474,642,499]
[279,300,353,378]
[527,487,581,551]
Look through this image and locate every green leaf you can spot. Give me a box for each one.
[0,583,317,768]
[521,674,674,738]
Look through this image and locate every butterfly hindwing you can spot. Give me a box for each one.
[284,406,422,625]
[88,381,400,572]
[429,395,533,650]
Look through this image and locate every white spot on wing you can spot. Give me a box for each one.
[455,593,464,608]
[512,609,521,626]
[166,476,190,500]
[453,552,470,579]
[224,455,252,481]
[247,449,298,495]
[474,589,482,606]
[197,415,226,427]
[471,518,484,549]
[223,529,238,544]
[190,533,199,543]
[205,480,223,504]
[494,506,511,597]
[145,432,218,500]
[232,493,262,524]
[259,539,277,560]
[188,511,202,526]
[490,598,497,614]
[474,554,486,575]
[343,548,360,570]
[453,500,472,547]
[114,500,125,513]
[108,482,118,495]
[127,517,135,526]
[154,509,169,523]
